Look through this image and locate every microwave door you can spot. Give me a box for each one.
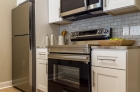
[61,0,87,17]
[88,0,102,10]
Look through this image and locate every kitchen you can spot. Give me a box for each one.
[0,0,140,92]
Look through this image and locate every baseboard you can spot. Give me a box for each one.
[0,80,12,89]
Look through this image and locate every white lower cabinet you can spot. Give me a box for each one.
[92,66,126,92]
[36,48,48,92]
[92,49,140,92]
[37,60,48,92]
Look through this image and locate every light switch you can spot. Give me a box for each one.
[123,27,130,35]
[130,26,140,35]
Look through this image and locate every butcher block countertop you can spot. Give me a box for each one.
[91,46,140,50]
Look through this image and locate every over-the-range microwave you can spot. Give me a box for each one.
[60,0,107,21]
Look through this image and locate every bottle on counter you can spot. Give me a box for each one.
[58,36,65,45]
[46,35,49,46]
[50,33,54,45]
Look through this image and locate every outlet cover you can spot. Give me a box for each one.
[123,27,130,35]
[130,26,140,35]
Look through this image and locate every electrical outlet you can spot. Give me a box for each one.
[123,27,130,35]
[130,26,140,35]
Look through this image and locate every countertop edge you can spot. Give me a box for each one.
[91,46,140,50]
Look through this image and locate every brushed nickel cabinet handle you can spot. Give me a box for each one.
[98,59,116,62]
[97,56,117,62]
[93,71,95,87]
[46,64,48,74]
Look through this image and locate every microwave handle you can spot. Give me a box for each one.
[84,0,88,9]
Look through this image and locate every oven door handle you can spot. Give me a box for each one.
[48,54,89,63]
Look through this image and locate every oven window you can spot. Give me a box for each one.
[61,0,85,13]
[53,64,80,88]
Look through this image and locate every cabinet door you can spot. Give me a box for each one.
[92,66,126,92]
[37,60,48,92]
[104,0,135,12]
[48,0,62,23]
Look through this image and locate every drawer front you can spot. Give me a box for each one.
[37,48,48,59]
[92,50,127,70]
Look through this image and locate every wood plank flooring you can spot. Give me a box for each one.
[0,87,21,92]
[0,87,44,92]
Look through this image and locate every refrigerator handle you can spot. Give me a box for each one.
[29,18,32,34]
[29,37,32,50]
[29,17,32,50]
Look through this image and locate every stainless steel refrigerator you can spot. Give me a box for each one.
[12,1,36,92]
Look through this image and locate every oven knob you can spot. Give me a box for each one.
[104,29,108,33]
[71,33,75,37]
[75,33,78,36]
[98,30,102,34]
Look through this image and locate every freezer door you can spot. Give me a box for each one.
[12,2,32,36]
[12,35,32,92]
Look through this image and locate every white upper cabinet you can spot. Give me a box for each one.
[17,0,26,6]
[103,0,140,15]
[48,0,71,25]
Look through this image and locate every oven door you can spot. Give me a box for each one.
[48,54,91,92]
[88,0,102,10]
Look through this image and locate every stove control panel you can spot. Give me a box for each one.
[70,28,112,41]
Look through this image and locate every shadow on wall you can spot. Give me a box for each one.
[35,0,60,46]
[48,24,60,45]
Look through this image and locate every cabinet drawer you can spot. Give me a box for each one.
[92,50,127,70]
[37,48,48,59]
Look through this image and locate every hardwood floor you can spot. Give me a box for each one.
[0,87,44,92]
[0,87,21,92]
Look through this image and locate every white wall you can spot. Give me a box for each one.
[17,0,26,6]
[35,0,60,46]
[0,0,58,85]
[0,0,16,82]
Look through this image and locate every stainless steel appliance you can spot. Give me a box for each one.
[61,0,107,21]
[12,2,36,92]
[48,46,91,92]
[70,28,112,41]
[48,28,112,92]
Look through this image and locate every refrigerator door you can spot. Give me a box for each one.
[12,35,32,92]
[12,2,32,36]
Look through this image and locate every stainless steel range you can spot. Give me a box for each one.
[48,28,112,92]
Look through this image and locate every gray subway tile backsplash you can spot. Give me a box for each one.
[60,12,140,46]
